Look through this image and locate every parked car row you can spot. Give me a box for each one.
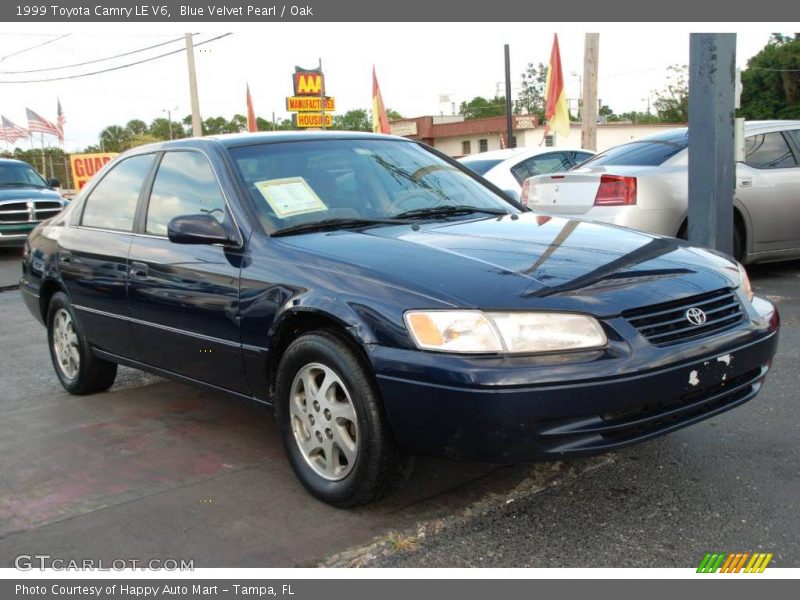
[22,132,779,506]
[519,120,800,265]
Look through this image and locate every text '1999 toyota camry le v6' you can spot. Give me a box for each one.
[20,132,779,506]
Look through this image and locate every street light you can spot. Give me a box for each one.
[163,106,178,140]
[570,71,582,120]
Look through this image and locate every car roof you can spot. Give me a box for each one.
[0,158,32,166]
[460,146,591,163]
[634,121,800,145]
[119,130,414,156]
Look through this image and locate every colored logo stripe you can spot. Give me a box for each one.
[697,552,773,573]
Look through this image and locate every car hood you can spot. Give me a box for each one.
[0,187,61,202]
[275,213,741,315]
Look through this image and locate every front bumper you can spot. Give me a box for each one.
[371,299,779,462]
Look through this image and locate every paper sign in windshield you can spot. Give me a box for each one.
[254,177,327,219]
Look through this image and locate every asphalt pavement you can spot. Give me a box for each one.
[0,247,797,568]
[354,260,800,567]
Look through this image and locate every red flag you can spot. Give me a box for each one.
[246,84,257,132]
[372,66,391,134]
[544,34,570,138]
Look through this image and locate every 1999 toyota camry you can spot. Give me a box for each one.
[21,132,779,506]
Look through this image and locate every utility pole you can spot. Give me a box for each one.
[581,33,599,150]
[185,33,202,137]
[688,33,736,255]
[504,44,515,148]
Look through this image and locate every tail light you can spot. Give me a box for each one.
[520,179,533,206]
[594,175,637,206]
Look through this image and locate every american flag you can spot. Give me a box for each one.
[1,116,29,144]
[26,108,59,137]
[56,99,66,144]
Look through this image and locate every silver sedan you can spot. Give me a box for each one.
[523,120,800,264]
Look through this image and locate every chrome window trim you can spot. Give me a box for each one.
[73,147,245,248]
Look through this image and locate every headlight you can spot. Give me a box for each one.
[738,262,753,303]
[404,310,607,354]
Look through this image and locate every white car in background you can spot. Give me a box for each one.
[522,121,800,264]
[459,147,594,200]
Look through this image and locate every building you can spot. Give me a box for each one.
[390,115,685,156]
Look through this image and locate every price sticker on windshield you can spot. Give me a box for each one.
[255,177,328,219]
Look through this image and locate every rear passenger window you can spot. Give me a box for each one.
[81,154,155,231]
[745,132,797,169]
[511,153,572,184]
[145,151,227,236]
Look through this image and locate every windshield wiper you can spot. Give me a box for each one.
[271,217,411,237]
[392,205,510,220]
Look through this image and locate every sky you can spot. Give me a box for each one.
[0,22,791,151]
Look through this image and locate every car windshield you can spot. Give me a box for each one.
[580,130,688,167]
[228,138,517,233]
[0,162,48,187]
[460,158,504,175]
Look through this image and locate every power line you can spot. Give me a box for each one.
[0,35,190,74]
[1,33,71,62]
[0,33,232,84]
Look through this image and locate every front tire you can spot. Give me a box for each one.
[275,331,409,506]
[47,292,117,395]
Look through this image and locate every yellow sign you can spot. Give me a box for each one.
[294,113,333,128]
[294,72,324,96]
[286,96,336,112]
[69,153,118,190]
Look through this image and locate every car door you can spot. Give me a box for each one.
[126,149,249,394]
[736,130,800,253]
[58,153,157,358]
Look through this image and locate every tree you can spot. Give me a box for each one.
[332,109,370,131]
[149,117,184,140]
[459,96,506,120]
[516,62,547,118]
[740,33,800,119]
[99,125,131,152]
[386,108,404,121]
[126,119,148,136]
[652,64,689,123]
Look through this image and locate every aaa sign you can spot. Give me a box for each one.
[70,153,118,190]
[293,72,324,96]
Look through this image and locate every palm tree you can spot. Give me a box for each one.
[99,125,131,152]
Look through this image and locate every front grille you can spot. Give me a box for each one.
[34,200,63,220]
[0,199,62,224]
[623,288,743,346]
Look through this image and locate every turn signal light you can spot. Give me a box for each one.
[594,175,637,206]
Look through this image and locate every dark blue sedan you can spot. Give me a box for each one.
[20,132,779,506]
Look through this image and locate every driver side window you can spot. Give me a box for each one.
[146,151,227,236]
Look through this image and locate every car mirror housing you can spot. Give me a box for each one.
[167,214,238,246]
[47,178,61,189]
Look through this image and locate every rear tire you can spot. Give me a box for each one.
[275,331,410,506]
[677,220,745,262]
[47,292,117,395]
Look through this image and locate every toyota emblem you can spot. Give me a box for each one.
[685,307,707,326]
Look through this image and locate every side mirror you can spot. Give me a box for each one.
[47,178,61,189]
[167,214,238,246]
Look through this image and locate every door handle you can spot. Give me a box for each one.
[129,261,149,279]
[737,177,753,187]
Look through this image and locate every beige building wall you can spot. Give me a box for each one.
[431,123,684,156]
